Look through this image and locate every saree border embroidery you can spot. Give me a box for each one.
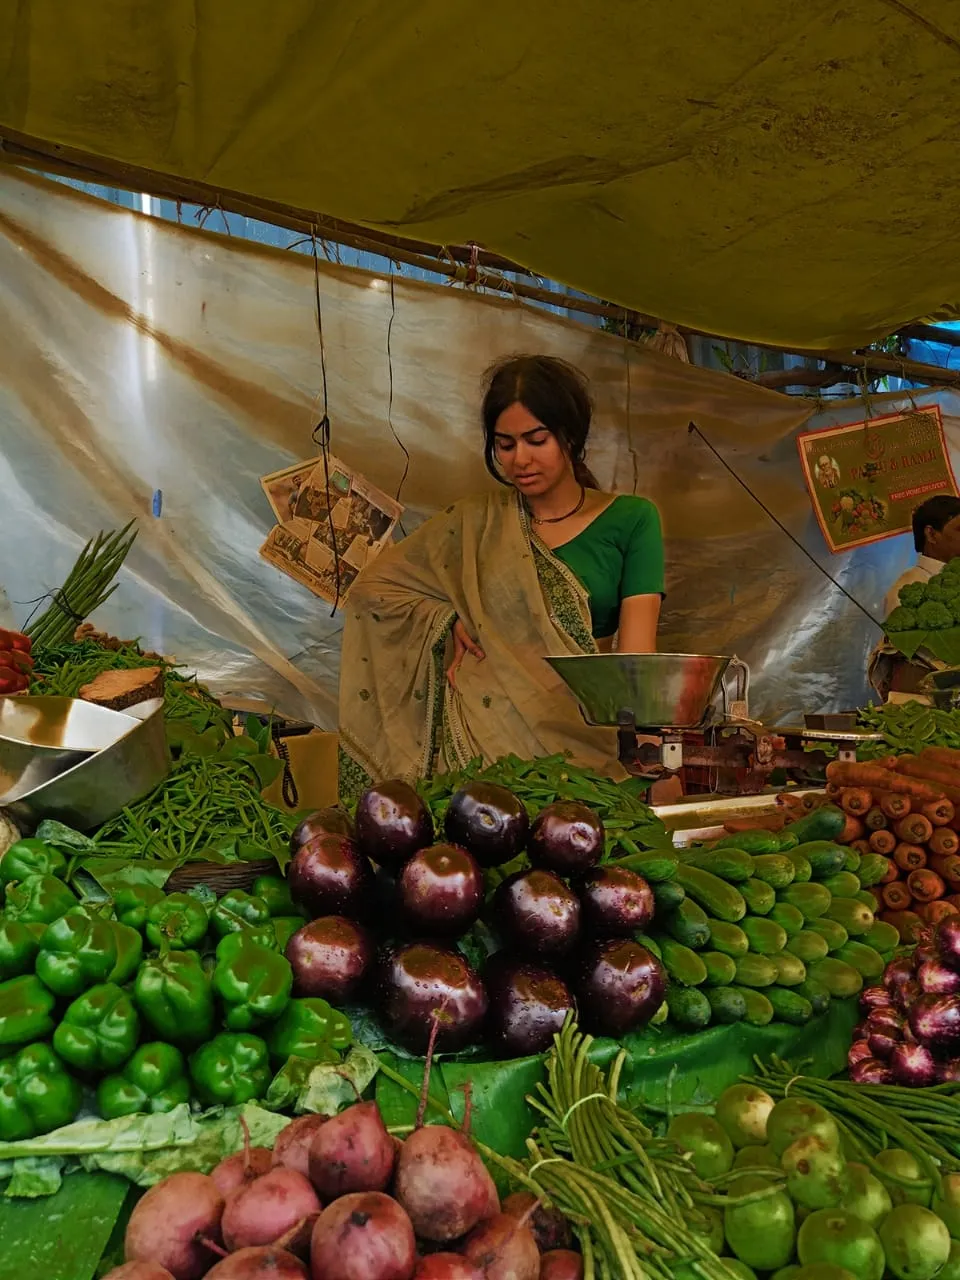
[519,503,598,657]
[337,744,371,806]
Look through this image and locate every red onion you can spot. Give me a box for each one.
[849,1058,894,1084]
[890,1041,938,1087]
[909,993,960,1051]
[884,956,917,994]
[918,960,960,996]
[848,1041,874,1068]
[939,917,960,971]
[860,986,896,1014]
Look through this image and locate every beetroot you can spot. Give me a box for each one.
[309,1101,396,1200]
[890,1040,938,1087]
[310,1192,416,1280]
[288,835,373,919]
[286,917,374,1003]
[102,1266,176,1280]
[206,1249,308,1280]
[394,1125,495,1242]
[502,1193,572,1253]
[125,1171,225,1280]
[414,1257,483,1280]
[909,992,960,1051]
[848,1041,874,1068]
[272,1115,330,1179]
[460,1214,540,1280]
[222,1168,321,1252]
[939,916,960,971]
[918,959,960,995]
[212,1148,274,1196]
[539,1253,584,1280]
[848,1058,894,1084]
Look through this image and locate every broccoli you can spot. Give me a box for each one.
[926,580,948,602]
[948,599,960,626]
[942,557,960,578]
[898,581,928,609]
[917,600,954,631]
[885,605,918,632]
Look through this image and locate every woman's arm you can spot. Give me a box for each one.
[617,594,660,653]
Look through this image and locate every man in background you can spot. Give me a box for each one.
[884,494,960,617]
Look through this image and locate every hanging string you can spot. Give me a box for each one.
[687,421,881,628]
[386,272,411,530]
[311,233,342,615]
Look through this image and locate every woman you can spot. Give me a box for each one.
[338,355,665,800]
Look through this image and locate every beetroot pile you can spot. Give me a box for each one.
[106,1098,579,1280]
[848,915,960,1084]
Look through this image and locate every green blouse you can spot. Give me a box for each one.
[551,495,664,639]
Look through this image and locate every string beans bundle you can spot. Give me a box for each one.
[26,522,138,649]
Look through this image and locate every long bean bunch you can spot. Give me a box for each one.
[26,523,138,649]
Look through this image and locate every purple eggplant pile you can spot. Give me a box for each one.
[848,915,960,1084]
[283,781,665,1057]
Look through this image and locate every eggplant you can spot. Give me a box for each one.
[938,1059,960,1082]
[848,1057,894,1085]
[494,870,581,959]
[848,1040,874,1068]
[894,979,922,1014]
[285,915,373,1003]
[866,1009,903,1061]
[908,992,960,1052]
[355,780,434,870]
[377,942,488,1053]
[398,844,484,937]
[890,1041,938,1087]
[444,782,529,868]
[860,985,896,1015]
[939,917,960,972]
[917,959,960,996]
[883,955,917,996]
[528,802,604,875]
[288,833,373,918]
[484,956,575,1057]
[574,939,666,1037]
[578,866,654,936]
[290,807,354,856]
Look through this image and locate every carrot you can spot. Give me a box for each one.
[879,792,912,819]
[881,909,926,943]
[840,787,873,816]
[929,852,960,886]
[921,746,960,769]
[895,843,927,872]
[947,894,960,911]
[923,797,956,827]
[723,814,785,833]
[883,881,914,911]
[893,759,960,803]
[919,900,959,926]
[824,782,842,799]
[894,813,934,845]
[930,827,960,859]
[825,760,939,797]
[868,829,897,856]
[868,885,886,910]
[839,814,865,845]
[880,855,900,883]
[864,807,888,832]
[907,868,946,904]
[851,839,873,858]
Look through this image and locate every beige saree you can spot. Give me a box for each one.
[337,490,623,801]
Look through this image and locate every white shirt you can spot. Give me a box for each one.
[884,554,943,618]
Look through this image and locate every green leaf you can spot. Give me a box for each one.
[34,821,96,854]
[4,1156,63,1198]
[0,1171,128,1278]
[298,1046,379,1116]
[244,753,285,790]
[78,859,176,896]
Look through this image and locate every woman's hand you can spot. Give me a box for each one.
[447,618,485,687]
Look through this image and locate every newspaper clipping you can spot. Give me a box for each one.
[259,455,403,605]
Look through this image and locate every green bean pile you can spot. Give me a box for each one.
[856,701,960,761]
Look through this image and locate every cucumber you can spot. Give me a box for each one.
[702,950,737,986]
[667,986,713,1030]
[795,841,849,878]
[714,831,781,854]
[663,897,712,949]
[778,881,832,920]
[660,938,708,986]
[734,986,775,1026]
[769,902,806,938]
[855,890,879,911]
[674,865,747,923]
[635,933,663,961]
[784,851,812,882]
[777,831,800,852]
[750,855,797,889]
[707,919,750,958]
[864,918,900,956]
[785,929,829,963]
[835,940,886,980]
[705,986,747,1024]
[782,806,846,844]
[843,847,862,873]
[772,952,806,987]
[653,880,687,912]
[807,956,864,998]
[858,853,892,888]
[742,916,788,955]
[740,878,776,916]
[686,848,755,883]
[794,978,831,1016]
[766,986,814,1025]
[615,849,680,882]
[823,897,875,937]
[808,917,849,951]
[734,954,779,988]
[820,871,861,899]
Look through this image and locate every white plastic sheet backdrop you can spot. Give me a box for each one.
[0,167,957,728]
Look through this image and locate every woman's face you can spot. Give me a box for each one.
[493,402,572,496]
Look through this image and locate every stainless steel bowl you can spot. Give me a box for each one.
[546,652,732,728]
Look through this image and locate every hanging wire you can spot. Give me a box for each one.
[687,421,881,628]
[386,271,411,516]
[311,232,342,614]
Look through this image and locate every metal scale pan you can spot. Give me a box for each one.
[545,653,734,731]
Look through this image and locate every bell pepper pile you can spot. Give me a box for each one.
[0,629,33,696]
[0,838,353,1139]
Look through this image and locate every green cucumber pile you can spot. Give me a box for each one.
[616,805,897,1032]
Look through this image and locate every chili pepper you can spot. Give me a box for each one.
[112,883,164,932]
[0,1043,81,1140]
[53,982,139,1073]
[252,875,300,918]
[35,908,139,998]
[0,839,67,886]
[145,893,209,950]
[0,974,57,1047]
[96,1041,190,1119]
[0,919,45,980]
[189,1032,271,1105]
[210,889,272,939]
[5,874,77,926]
[266,997,352,1063]
[213,932,292,1032]
[133,948,215,1047]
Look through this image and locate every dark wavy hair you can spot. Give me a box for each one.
[481,354,600,488]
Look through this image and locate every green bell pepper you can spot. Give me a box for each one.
[266,997,353,1063]
[0,974,56,1047]
[0,919,46,980]
[0,1043,82,1139]
[252,876,300,919]
[36,909,143,998]
[53,982,140,1073]
[5,874,77,926]
[211,890,272,939]
[113,883,164,932]
[96,1042,190,1119]
[189,1032,271,1106]
[145,893,209,950]
[213,932,293,1031]
[272,917,304,952]
[134,949,215,1046]
[0,838,67,886]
